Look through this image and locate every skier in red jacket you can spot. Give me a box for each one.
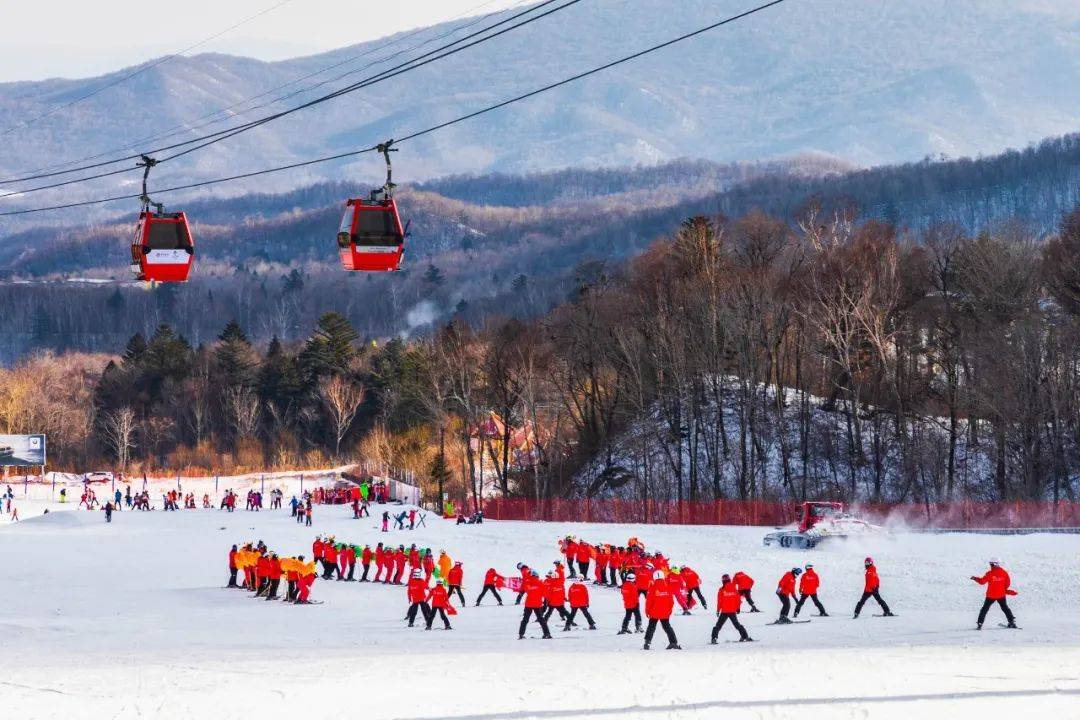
[360,545,373,582]
[619,571,644,634]
[972,558,1017,629]
[447,561,466,605]
[681,566,707,610]
[518,571,552,639]
[574,542,592,579]
[854,557,894,618]
[564,581,596,630]
[644,571,680,650]
[775,567,801,624]
[405,570,432,627]
[733,571,759,612]
[393,547,407,584]
[264,554,282,600]
[542,572,570,624]
[425,583,453,630]
[476,568,505,606]
[562,537,579,579]
[711,574,752,643]
[514,563,531,605]
[793,563,828,617]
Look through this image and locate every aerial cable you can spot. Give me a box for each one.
[0,0,579,188]
[0,0,790,218]
[13,0,528,180]
[0,0,297,138]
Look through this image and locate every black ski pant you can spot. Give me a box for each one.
[977,598,1015,626]
[256,577,269,596]
[565,607,595,629]
[305,514,311,526]
[346,563,355,581]
[777,591,792,618]
[360,563,370,582]
[577,561,590,578]
[544,603,570,623]
[516,590,525,605]
[854,590,891,616]
[426,607,452,629]
[519,607,551,638]
[711,612,749,641]
[477,584,503,605]
[794,592,826,616]
[566,559,577,578]
[740,589,758,610]
[689,587,707,609]
[227,568,238,587]
[286,579,297,601]
[643,618,677,647]
[449,584,466,605]
[265,579,280,600]
[609,566,619,585]
[406,601,432,626]
[621,607,642,632]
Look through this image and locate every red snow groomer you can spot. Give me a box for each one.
[763,501,880,549]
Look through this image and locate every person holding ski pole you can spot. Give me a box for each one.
[775,567,801,624]
[793,563,828,617]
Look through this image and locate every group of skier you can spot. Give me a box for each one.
[227,541,318,603]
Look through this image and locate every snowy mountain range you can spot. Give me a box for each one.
[0,0,1079,211]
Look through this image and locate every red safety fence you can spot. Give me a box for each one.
[472,497,1080,529]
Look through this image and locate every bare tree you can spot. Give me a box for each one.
[224,386,261,440]
[319,375,366,458]
[100,406,137,471]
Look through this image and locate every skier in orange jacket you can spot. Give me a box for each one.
[972,558,1018,629]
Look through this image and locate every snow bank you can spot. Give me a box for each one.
[0,506,1077,719]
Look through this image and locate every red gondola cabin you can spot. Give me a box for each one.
[337,197,405,272]
[130,209,195,283]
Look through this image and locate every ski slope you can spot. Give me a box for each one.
[1,501,1078,720]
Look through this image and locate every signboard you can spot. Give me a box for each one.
[0,434,46,467]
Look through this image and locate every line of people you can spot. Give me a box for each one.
[228,542,318,603]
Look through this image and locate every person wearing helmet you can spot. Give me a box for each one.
[519,570,552,639]
[476,567,505,606]
[775,567,801,624]
[561,536,579,579]
[543,571,571,624]
[643,569,680,650]
[360,544,373,582]
[972,558,1017,629]
[712,574,752,643]
[514,563,532,605]
[619,571,644,634]
[393,546,407,584]
[447,561,466,605]
[227,544,239,588]
[405,569,431,627]
[854,557,894,618]
[264,553,283,600]
[425,582,453,630]
[793,563,828,617]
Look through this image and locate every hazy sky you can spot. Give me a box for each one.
[0,0,524,83]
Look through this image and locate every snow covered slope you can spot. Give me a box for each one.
[1,504,1078,719]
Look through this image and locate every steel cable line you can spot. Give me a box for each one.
[0,0,297,138]
[12,0,526,180]
[0,0,577,188]
[0,0,789,218]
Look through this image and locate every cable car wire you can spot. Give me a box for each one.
[0,0,297,139]
[12,0,527,180]
[0,0,578,188]
[0,0,789,217]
